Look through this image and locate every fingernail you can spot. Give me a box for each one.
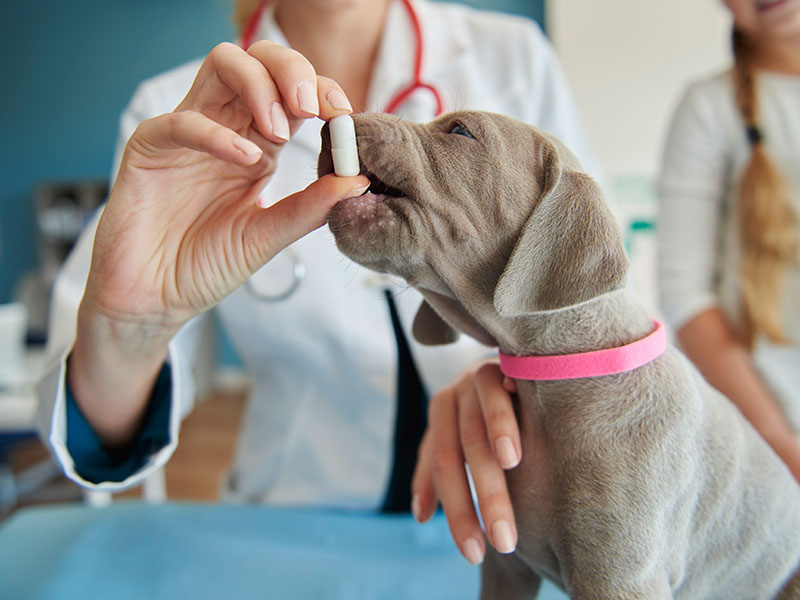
[496,436,519,469]
[461,538,484,565]
[411,493,421,521]
[271,102,290,141]
[233,136,262,158]
[491,520,516,554]
[326,88,353,112]
[343,183,369,199]
[297,80,319,116]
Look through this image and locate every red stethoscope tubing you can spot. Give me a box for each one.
[240,0,446,116]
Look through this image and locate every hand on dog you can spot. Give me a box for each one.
[412,360,521,565]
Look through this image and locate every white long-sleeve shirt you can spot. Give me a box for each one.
[37,0,601,507]
[657,69,800,433]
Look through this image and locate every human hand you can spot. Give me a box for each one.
[412,360,521,565]
[83,41,368,338]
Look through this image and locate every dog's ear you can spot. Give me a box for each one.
[413,291,498,347]
[494,161,628,316]
[412,300,460,345]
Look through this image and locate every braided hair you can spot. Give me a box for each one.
[731,28,798,348]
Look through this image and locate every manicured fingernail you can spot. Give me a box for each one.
[491,520,516,554]
[271,102,290,141]
[496,436,519,469]
[297,80,319,116]
[326,88,352,112]
[233,137,262,158]
[461,538,484,565]
[343,184,369,199]
[411,493,421,521]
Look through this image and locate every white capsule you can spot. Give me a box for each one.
[329,114,360,177]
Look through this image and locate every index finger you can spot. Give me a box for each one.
[179,42,289,144]
[475,362,522,469]
[247,42,354,122]
[428,385,486,565]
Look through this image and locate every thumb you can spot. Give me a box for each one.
[246,173,369,264]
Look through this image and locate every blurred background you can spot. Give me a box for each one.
[0,0,730,515]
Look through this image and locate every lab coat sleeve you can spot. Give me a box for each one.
[35,70,210,491]
[656,82,729,331]
[34,205,209,490]
[63,362,172,485]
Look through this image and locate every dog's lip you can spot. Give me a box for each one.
[318,131,411,200]
[364,170,407,199]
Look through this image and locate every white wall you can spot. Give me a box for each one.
[549,0,732,179]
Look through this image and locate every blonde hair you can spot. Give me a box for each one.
[233,0,263,34]
[731,28,799,348]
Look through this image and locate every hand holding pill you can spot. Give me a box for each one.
[77,42,368,346]
[329,115,360,177]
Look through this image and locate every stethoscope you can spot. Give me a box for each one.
[243,0,445,303]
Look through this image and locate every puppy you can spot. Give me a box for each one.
[318,111,800,599]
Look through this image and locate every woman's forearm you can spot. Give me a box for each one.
[68,300,173,448]
[677,307,800,480]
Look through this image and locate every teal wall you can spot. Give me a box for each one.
[0,0,234,303]
[0,0,544,304]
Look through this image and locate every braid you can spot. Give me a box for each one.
[731,28,799,348]
[233,0,263,34]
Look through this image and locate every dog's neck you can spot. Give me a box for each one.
[488,288,655,359]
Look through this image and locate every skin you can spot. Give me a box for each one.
[673,0,800,483]
[71,41,369,444]
[69,0,520,564]
[723,0,800,74]
[677,310,800,481]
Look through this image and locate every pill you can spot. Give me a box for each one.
[329,114,360,177]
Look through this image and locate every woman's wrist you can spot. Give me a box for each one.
[76,298,178,362]
[69,301,175,446]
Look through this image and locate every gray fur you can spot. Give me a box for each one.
[320,111,800,599]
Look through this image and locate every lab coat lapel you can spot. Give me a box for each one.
[367,0,417,115]
[251,0,472,153]
[252,5,325,155]
[252,3,287,48]
[368,0,469,121]
[416,0,470,99]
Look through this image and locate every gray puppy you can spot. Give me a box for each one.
[319,111,800,599]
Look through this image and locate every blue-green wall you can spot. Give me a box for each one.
[0,0,543,303]
[0,0,235,302]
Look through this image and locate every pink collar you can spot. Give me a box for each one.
[498,320,667,381]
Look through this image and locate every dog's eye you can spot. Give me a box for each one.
[448,123,474,138]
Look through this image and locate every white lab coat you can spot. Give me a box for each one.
[36,0,600,509]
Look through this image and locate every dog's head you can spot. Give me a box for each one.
[319,111,627,347]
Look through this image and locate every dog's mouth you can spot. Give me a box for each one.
[363,170,409,202]
[321,157,412,236]
[318,122,412,204]
[327,164,410,238]
[320,120,419,270]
